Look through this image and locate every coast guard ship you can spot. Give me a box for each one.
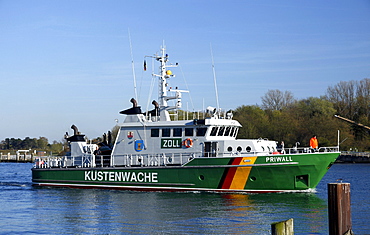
[32,46,340,193]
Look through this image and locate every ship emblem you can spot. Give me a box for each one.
[135,140,144,152]
[127,131,134,139]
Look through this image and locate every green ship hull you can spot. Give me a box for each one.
[32,152,339,193]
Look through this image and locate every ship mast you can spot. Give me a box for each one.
[151,45,187,121]
[158,46,169,109]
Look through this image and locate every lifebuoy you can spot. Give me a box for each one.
[183,138,193,148]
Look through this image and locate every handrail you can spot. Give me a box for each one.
[33,146,340,169]
[33,152,201,169]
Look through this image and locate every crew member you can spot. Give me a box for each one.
[310,135,318,150]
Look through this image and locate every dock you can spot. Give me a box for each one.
[336,151,370,163]
[0,150,34,163]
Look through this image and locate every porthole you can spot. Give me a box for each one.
[199,175,205,181]
[246,146,252,152]
[237,146,242,152]
[250,176,257,181]
[227,146,233,152]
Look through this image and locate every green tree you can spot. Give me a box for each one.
[292,97,338,147]
[37,137,49,150]
[49,140,64,155]
[264,109,298,147]
[233,105,269,139]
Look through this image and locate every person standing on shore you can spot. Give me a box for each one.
[310,135,318,150]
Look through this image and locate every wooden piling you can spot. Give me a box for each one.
[271,218,293,235]
[328,183,353,235]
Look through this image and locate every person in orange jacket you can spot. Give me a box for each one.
[310,135,318,150]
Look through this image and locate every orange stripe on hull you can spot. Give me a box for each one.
[228,157,257,190]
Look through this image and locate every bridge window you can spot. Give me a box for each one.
[224,126,231,136]
[151,129,159,137]
[218,126,225,136]
[185,128,193,136]
[210,127,218,136]
[232,127,239,137]
[229,127,235,137]
[173,128,182,137]
[162,128,171,137]
[196,127,207,136]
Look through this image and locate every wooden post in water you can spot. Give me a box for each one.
[328,183,353,235]
[271,218,293,235]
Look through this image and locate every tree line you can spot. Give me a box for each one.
[0,137,65,155]
[233,78,370,151]
[1,78,369,153]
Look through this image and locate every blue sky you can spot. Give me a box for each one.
[1,1,369,142]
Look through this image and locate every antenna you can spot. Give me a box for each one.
[128,28,138,101]
[210,43,220,112]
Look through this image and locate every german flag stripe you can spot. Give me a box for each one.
[220,157,243,189]
[217,158,235,189]
[220,157,257,190]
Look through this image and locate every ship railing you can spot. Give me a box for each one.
[33,154,96,168]
[111,152,202,167]
[34,156,65,168]
[61,155,95,168]
[94,154,111,167]
[213,146,340,157]
[33,146,340,169]
[34,152,201,168]
[279,146,340,154]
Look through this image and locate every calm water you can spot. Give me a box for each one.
[0,163,369,234]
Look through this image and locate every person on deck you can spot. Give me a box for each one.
[310,135,318,150]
